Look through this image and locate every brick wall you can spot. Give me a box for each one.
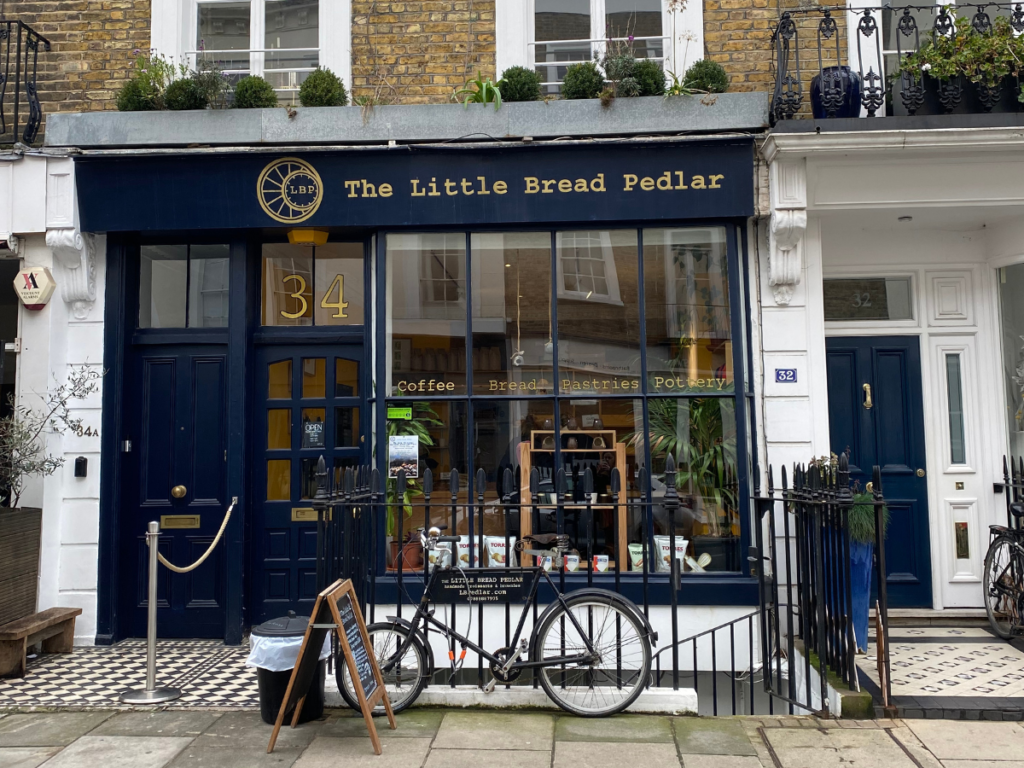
[6,0,151,136]
[351,1,496,105]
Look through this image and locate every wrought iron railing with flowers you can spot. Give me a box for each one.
[0,20,50,144]
[771,3,1024,123]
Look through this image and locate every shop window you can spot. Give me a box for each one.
[644,227,732,393]
[647,397,740,572]
[262,242,363,326]
[139,244,229,329]
[999,264,1024,456]
[384,226,747,576]
[471,232,553,396]
[533,0,664,95]
[557,230,641,394]
[194,0,319,100]
[387,234,468,395]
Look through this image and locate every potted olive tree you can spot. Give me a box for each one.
[0,367,102,626]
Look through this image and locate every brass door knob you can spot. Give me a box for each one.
[916,468,925,478]
[171,485,187,499]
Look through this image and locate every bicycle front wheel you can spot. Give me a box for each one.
[337,621,428,714]
[534,594,652,717]
[984,535,1023,639]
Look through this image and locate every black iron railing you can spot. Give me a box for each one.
[754,454,892,716]
[771,3,1024,122]
[309,455,790,715]
[996,455,1024,530]
[0,20,50,144]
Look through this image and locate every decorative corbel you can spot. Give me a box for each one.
[767,159,807,306]
[46,228,96,320]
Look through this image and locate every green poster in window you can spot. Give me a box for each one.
[387,407,412,420]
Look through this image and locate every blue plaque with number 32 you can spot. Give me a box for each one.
[775,368,797,383]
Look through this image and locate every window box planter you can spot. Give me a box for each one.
[892,74,1022,116]
[0,508,42,626]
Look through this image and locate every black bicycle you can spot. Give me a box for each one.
[338,528,656,717]
[984,502,1024,638]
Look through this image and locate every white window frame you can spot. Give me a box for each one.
[555,231,623,306]
[151,0,351,95]
[496,0,703,89]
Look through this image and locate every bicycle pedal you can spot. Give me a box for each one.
[484,678,497,694]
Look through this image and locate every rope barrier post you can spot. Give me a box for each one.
[120,521,181,704]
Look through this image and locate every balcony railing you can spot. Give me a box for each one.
[770,3,1024,123]
[0,20,50,144]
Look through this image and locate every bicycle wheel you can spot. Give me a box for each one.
[337,622,428,714]
[984,535,1022,640]
[534,593,652,717]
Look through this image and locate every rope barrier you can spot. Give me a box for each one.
[147,498,236,574]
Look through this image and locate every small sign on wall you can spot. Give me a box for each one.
[13,267,56,311]
[775,368,797,383]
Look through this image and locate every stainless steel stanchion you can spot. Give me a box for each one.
[120,521,181,704]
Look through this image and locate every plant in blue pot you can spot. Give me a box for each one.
[811,66,863,119]
[848,485,890,652]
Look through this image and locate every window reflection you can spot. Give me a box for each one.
[556,230,641,394]
[387,234,468,395]
[644,227,732,394]
[471,233,553,395]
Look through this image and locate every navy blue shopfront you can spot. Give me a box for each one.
[82,139,758,643]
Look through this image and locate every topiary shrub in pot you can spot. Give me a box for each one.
[500,65,542,102]
[116,77,162,111]
[299,66,348,107]
[561,61,605,100]
[164,78,209,110]
[634,58,667,97]
[234,75,279,108]
[683,59,729,93]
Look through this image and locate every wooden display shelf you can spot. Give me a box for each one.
[518,429,627,567]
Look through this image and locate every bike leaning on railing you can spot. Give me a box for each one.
[337,527,656,717]
[984,499,1024,639]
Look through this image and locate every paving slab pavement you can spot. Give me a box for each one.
[0,747,61,768]
[906,719,1024,762]
[431,711,553,750]
[38,735,191,768]
[3,707,1024,768]
[555,740,681,768]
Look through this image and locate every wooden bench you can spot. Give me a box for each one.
[0,607,82,678]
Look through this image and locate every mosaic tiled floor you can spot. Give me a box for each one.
[858,626,1024,697]
[0,639,259,709]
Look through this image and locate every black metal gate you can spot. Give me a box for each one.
[752,454,893,716]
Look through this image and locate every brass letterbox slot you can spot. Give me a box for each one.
[292,507,317,522]
[161,515,201,529]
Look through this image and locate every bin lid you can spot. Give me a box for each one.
[251,610,309,637]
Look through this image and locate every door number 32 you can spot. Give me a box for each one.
[775,368,797,383]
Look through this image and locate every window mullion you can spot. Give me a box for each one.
[592,0,605,64]
[250,0,264,78]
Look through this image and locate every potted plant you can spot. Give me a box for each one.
[626,398,739,571]
[848,487,890,653]
[0,367,101,625]
[893,13,1024,115]
[385,402,442,569]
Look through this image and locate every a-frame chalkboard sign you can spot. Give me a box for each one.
[266,579,396,755]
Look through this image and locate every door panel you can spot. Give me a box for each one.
[122,346,228,638]
[251,345,366,625]
[825,336,932,608]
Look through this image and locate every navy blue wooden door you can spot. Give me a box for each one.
[252,345,366,624]
[122,345,228,638]
[826,336,932,608]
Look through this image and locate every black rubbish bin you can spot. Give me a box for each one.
[251,611,326,725]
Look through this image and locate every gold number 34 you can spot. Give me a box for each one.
[280,274,348,320]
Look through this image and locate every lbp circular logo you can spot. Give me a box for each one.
[258,157,324,223]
